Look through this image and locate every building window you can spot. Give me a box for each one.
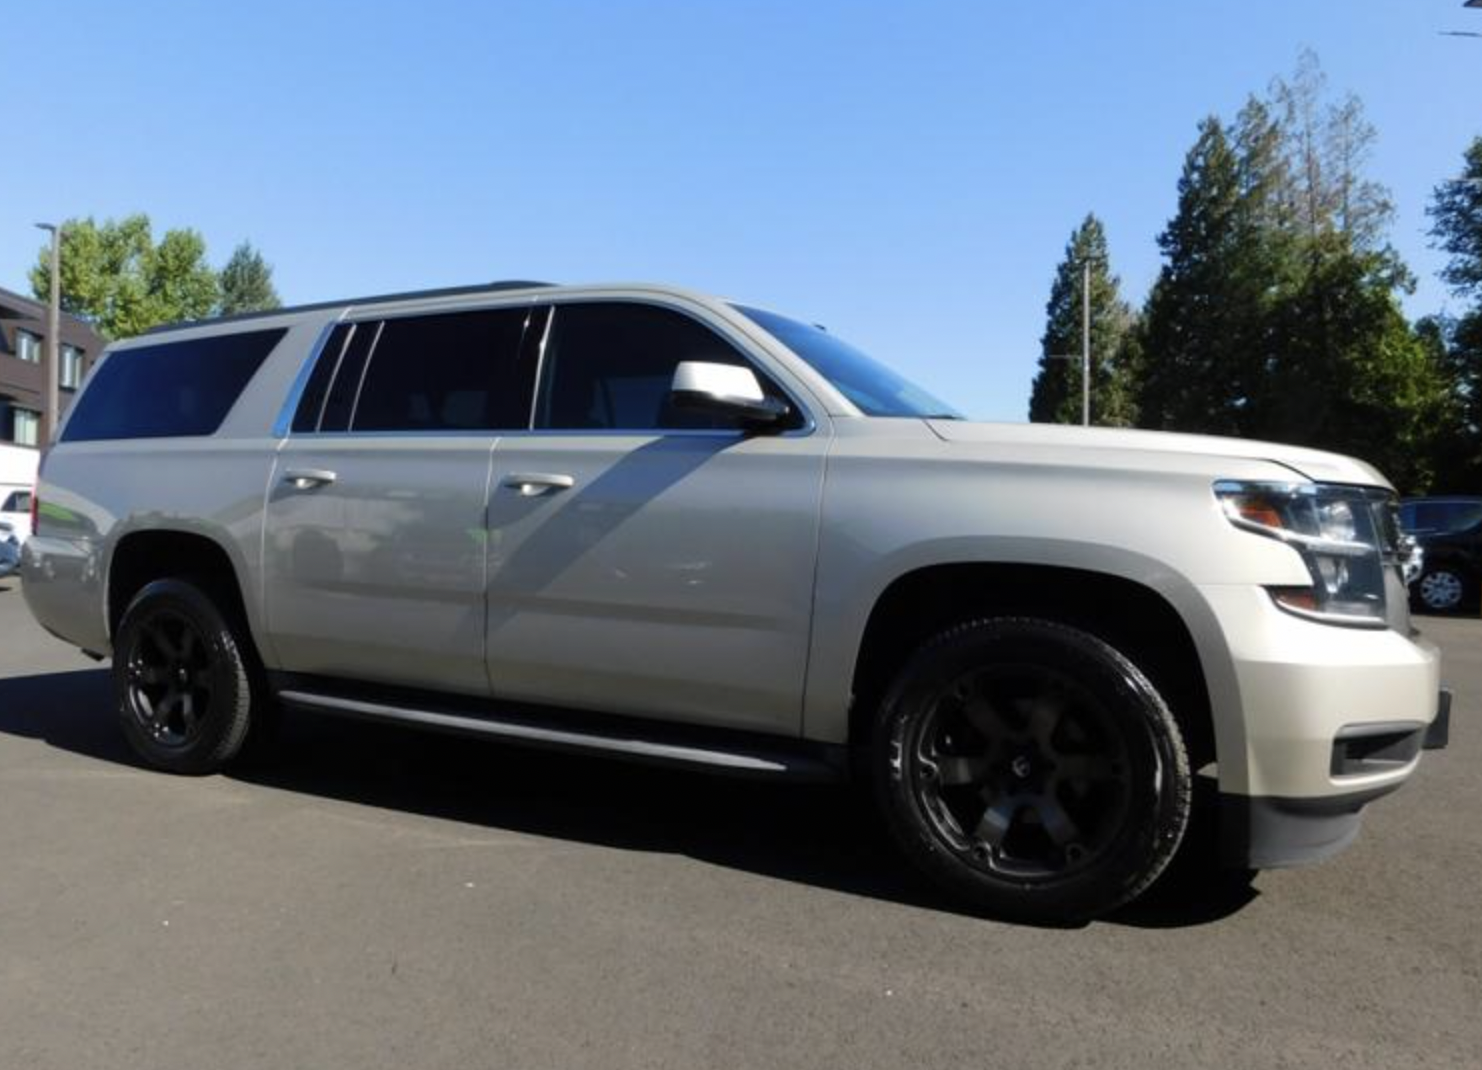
[61,345,84,389]
[12,407,40,447]
[16,330,42,363]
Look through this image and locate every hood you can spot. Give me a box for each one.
[925,420,1392,489]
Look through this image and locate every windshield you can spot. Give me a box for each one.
[735,305,961,419]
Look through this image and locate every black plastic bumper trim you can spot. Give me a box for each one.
[1330,720,1427,777]
[1220,784,1401,869]
[1425,688,1451,751]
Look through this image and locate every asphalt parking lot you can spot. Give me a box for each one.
[0,575,1478,1070]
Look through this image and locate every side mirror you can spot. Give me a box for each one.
[670,362,790,427]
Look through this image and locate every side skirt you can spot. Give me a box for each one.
[270,674,849,784]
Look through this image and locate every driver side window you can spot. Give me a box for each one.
[534,303,790,431]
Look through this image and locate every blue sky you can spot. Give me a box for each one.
[1,0,1476,421]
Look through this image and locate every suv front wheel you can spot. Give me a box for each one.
[114,578,258,774]
[873,617,1192,923]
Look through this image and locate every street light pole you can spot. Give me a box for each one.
[34,223,61,447]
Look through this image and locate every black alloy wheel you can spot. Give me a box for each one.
[123,607,217,750]
[114,578,256,774]
[908,662,1134,880]
[874,617,1191,923]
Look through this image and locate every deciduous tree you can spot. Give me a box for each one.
[29,215,218,339]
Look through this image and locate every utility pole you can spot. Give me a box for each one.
[1047,256,1102,427]
[1081,259,1091,428]
[34,223,61,446]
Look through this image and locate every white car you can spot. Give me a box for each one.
[0,486,32,544]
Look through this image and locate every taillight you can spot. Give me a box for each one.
[30,482,38,536]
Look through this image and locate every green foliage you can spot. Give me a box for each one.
[29,215,218,340]
[1137,114,1284,436]
[1027,214,1137,427]
[1259,246,1447,491]
[1430,137,1482,300]
[1418,315,1482,493]
[218,242,282,317]
[1122,52,1455,493]
[1424,137,1482,492]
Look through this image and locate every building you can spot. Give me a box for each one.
[0,286,106,448]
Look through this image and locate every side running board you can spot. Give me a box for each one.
[276,689,846,783]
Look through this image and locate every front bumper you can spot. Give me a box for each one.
[1221,688,1451,868]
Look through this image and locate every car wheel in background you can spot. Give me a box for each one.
[1416,568,1469,614]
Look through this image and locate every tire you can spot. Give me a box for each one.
[113,578,258,774]
[1415,567,1470,614]
[872,617,1192,924]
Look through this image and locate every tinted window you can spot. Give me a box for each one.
[734,305,959,419]
[351,308,530,432]
[536,303,786,431]
[2,490,29,513]
[318,322,379,432]
[291,324,352,432]
[62,328,285,442]
[1416,502,1482,533]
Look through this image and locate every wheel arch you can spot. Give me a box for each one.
[807,547,1241,783]
[107,527,260,657]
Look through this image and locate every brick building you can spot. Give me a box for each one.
[0,286,106,447]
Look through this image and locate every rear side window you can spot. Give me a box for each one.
[353,308,530,432]
[63,328,285,442]
[291,324,352,433]
[292,309,533,433]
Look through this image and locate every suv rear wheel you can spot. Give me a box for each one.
[114,578,258,774]
[873,617,1192,923]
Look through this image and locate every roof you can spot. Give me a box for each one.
[144,280,556,336]
[0,286,106,349]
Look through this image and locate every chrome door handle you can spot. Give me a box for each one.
[502,472,575,497]
[282,468,338,490]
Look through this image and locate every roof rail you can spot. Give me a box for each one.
[143,280,556,336]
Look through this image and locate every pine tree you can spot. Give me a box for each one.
[1132,53,1450,491]
[217,242,282,316]
[1137,110,1287,437]
[1254,53,1445,489]
[1027,215,1136,427]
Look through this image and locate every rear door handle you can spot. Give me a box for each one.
[282,468,338,490]
[502,472,575,497]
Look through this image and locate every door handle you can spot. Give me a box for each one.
[282,468,338,490]
[502,472,575,497]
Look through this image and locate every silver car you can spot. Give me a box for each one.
[20,281,1450,922]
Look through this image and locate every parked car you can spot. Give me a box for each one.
[0,520,19,578]
[1400,496,1482,614]
[20,281,1450,922]
[1,486,33,544]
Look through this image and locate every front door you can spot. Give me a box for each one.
[484,301,828,735]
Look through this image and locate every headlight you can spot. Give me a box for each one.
[1213,480,1399,627]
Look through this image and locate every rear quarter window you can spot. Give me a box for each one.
[62,328,286,442]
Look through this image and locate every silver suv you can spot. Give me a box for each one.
[21,281,1450,922]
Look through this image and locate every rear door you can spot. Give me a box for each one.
[263,305,538,696]
[483,300,829,735]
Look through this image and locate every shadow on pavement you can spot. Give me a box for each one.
[0,667,1258,930]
